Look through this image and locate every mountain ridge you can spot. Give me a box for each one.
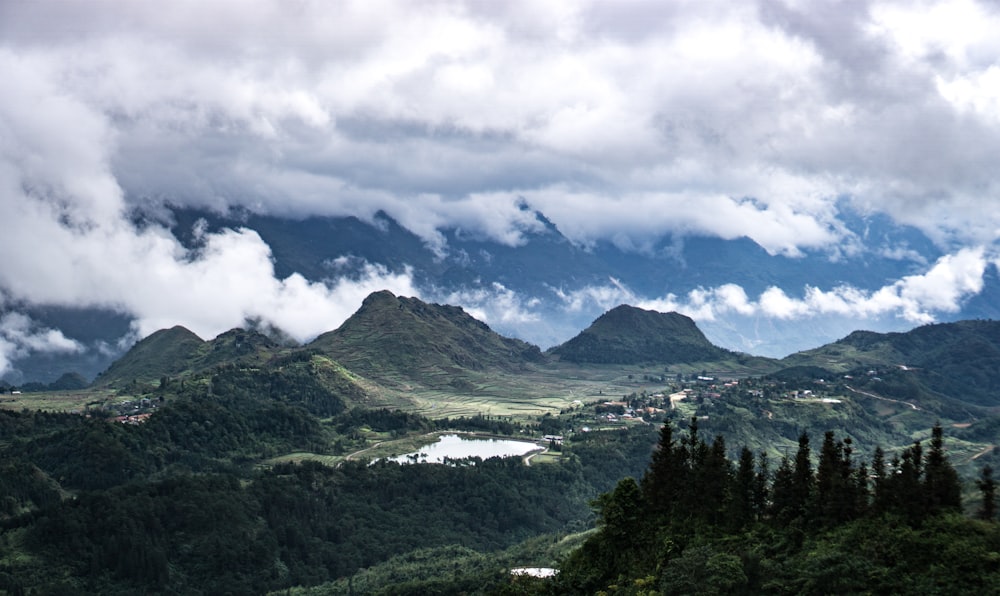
[308,290,544,390]
[85,291,1000,412]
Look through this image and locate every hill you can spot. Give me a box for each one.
[95,326,206,387]
[96,327,282,388]
[548,305,744,365]
[781,320,1000,408]
[308,291,544,390]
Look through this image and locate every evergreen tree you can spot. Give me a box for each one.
[730,446,756,530]
[753,451,770,520]
[923,423,962,515]
[700,435,732,526]
[791,432,813,521]
[889,444,925,523]
[815,433,863,525]
[977,465,997,522]
[815,431,842,524]
[870,446,890,514]
[770,456,796,523]
[642,422,681,519]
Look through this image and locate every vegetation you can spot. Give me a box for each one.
[783,319,1000,408]
[3,294,1000,594]
[548,305,749,365]
[552,419,998,595]
[308,290,544,391]
[0,390,658,594]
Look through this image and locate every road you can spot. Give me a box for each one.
[845,385,921,411]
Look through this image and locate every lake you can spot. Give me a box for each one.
[388,434,541,464]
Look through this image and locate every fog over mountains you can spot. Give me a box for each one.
[4,1,1000,382]
[5,204,1000,383]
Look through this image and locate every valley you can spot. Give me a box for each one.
[0,291,998,594]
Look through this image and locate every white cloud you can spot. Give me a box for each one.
[0,49,418,346]
[555,247,989,326]
[4,0,1000,357]
[439,282,542,327]
[3,0,1000,255]
[0,313,83,376]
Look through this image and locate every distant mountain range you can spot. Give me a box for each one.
[6,204,1000,384]
[48,290,998,416]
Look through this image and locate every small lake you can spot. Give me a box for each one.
[388,434,540,464]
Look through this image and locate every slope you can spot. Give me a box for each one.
[308,290,545,390]
[95,326,205,387]
[96,327,283,388]
[781,320,1000,408]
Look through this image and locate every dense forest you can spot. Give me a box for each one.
[0,394,657,594]
[4,307,1000,594]
[1,388,998,593]
[551,420,1000,595]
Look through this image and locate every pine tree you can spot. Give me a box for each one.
[643,422,682,519]
[976,465,997,522]
[815,431,841,524]
[753,451,770,520]
[791,432,813,521]
[870,446,889,514]
[701,435,732,526]
[770,456,796,523]
[892,444,925,523]
[923,423,962,515]
[730,446,756,529]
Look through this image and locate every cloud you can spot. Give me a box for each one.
[0,50,417,345]
[439,282,542,329]
[4,0,1000,359]
[3,0,1000,256]
[555,247,990,325]
[0,313,82,376]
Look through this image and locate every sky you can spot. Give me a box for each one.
[3,0,1000,373]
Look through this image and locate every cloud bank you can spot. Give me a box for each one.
[554,246,992,330]
[3,0,1000,364]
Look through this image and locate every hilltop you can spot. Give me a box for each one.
[548,304,750,366]
[95,326,282,388]
[308,290,545,390]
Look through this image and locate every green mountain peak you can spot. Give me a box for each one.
[308,291,543,389]
[548,304,733,365]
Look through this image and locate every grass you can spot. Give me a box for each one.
[0,388,117,413]
[528,452,563,465]
[262,453,344,467]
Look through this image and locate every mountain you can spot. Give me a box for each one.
[95,326,282,388]
[95,326,205,387]
[10,204,1000,385]
[308,290,544,390]
[548,305,745,365]
[782,320,1000,408]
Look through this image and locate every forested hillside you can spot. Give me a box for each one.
[552,420,1000,595]
[0,392,658,594]
[782,319,1000,408]
[4,298,1000,594]
[308,290,545,390]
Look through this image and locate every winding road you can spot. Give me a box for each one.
[845,385,921,411]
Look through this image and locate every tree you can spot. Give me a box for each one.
[729,446,757,529]
[643,423,681,519]
[770,456,796,523]
[791,432,813,521]
[870,446,890,514]
[976,465,997,522]
[923,423,962,515]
